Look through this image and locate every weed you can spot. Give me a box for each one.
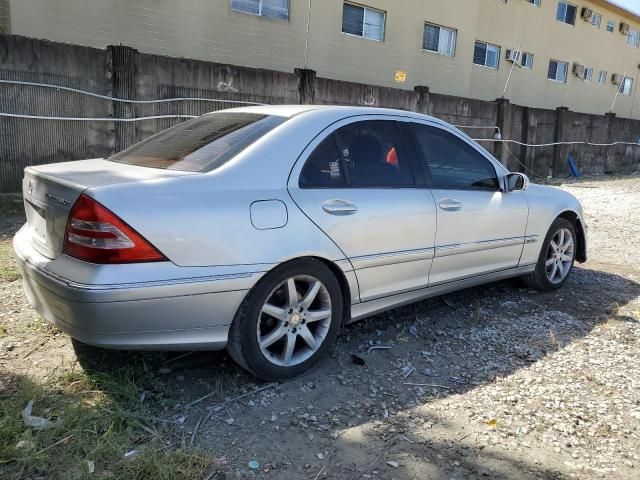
[0,369,217,480]
[0,241,20,283]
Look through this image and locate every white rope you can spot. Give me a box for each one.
[1,110,638,147]
[0,112,197,121]
[0,79,265,105]
[454,125,499,130]
[473,138,640,147]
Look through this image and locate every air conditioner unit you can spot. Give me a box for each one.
[612,73,623,85]
[620,22,631,35]
[572,63,585,77]
[505,49,521,62]
[581,7,593,21]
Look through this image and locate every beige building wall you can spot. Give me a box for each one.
[6,0,640,118]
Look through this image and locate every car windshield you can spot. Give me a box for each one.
[109,112,286,172]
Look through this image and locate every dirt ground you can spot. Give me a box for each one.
[1,175,639,480]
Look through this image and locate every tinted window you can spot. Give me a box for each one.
[335,121,415,187]
[299,136,345,188]
[110,113,285,172]
[410,124,499,190]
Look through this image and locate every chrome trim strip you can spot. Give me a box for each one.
[335,259,355,272]
[351,247,435,270]
[15,248,263,292]
[435,236,525,258]
[349,264,536,321]
[524,235,539,244]
[67,272,259,291]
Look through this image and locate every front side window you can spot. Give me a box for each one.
[342,3,385,41]
[473,41,500,69]
[410,124,499,191]
[548,60,569,82]
[231,0,289,20]
[620,77,633,96]
[556,1,577,25]
[627,29,640,48]
[110,113,286,172]
[423,23,457,56]
[606,20,615,32]
[521,52,534,69]
[598,71,607,84]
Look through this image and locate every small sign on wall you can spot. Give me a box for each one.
[394,70,407,83]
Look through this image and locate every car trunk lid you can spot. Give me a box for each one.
[22,158,193,259]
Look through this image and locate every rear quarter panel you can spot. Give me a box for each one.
[85,111,355,270]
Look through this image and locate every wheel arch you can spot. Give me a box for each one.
[245,256,355,325]
[307,256,353,325]
[556,210,587,263]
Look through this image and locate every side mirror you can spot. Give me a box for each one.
[505,172,530,192]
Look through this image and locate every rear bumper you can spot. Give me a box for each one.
[13,227,257,350]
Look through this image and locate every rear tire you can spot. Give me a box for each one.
[227,259,343,381]
[523,218,576,291]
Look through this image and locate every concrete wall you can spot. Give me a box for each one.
[0,34,639,192]
[5,0,640,118]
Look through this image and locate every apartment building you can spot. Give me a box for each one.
[3,0,640,118]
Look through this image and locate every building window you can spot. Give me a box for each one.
[423,23,457,56]
[548,60,568,82]
[527,0,542,6]
[606,20,615,32]
[583,67,593,81]
[598,71,607,84]
[591,13,601,28]
[342,2,385,41]
[473,41,500,69]
[521,52,534,69]
[230,0,289,20]
[627,28,640,48]
[620,77,633,95]
[556,1,577,25]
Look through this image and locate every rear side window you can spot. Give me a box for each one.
[299,120,415,188]
[410,124,499,190]
[110,113,286,172]
[300,136,345,188]
[336,121,414,187]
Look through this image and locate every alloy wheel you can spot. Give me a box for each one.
[545,228,574,284]
[256,275,332,367]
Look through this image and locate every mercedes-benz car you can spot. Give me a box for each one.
[13,105,587,380]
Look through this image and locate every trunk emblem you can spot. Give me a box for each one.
[45,193,71,207]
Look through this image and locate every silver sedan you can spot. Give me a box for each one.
[13,106,587,380]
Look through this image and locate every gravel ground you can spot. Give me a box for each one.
[0,175,639,480]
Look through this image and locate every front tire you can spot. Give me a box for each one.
[523,218,576,291]
[227,259,343,381]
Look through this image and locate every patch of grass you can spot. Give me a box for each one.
[0,240,20,283]
[0,369,216,480]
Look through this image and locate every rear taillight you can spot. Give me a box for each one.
[63,195,166,264]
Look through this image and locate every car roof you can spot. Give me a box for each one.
[219,104,449,127]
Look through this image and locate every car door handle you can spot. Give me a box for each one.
[322,199,358,216]
[438,199,463,211]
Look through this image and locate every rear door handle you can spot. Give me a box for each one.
[322,199,358,216]
[438,198,463,212]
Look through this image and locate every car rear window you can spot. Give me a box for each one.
[109,112,286,172]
